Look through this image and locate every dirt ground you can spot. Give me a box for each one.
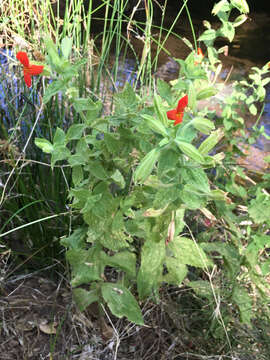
[1,270,268,360]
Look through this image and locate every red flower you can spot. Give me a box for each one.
[16,51,44,88]
[195,47,204,65]
[167,95,188,126]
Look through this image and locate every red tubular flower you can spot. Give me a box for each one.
[195,47,204,65]
[167,95,188,126]
[16,51,44,88]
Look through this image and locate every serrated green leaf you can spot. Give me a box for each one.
[101,283,144,325]
[248,193,270,224]
[182,166,210,193]
[66,124,85,141]
[51,145,70,166]
[157,79,173,104]
[60,227,87,249]
[158,148,179,177]
[72,165,84,185]
[88,161,109,180]
[73,288,99,312]
[201,242,240,277]
[67,247,104,287]
[114,82,137,113]
[180,185,207,209]
[111,169,125,189]
[153,186,179,208]
[53,127,66,146]
[104,133,122,155]
[137,238,165,299]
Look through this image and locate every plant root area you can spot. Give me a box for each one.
[1,273,269,360]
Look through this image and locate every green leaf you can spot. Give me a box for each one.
[44,37,62,69]
[88,161,109,180]
[192,117,215,134]
[104,133,122,155]
[72,165,84,185]
[73,98,99,112]
[182,166,210,193]
[141,114,168,137]
[158,148,179,177]
[114,82,137,113]
[134,148,160,183]
[168,237,213,269]
[66,124,85,142]
[249,103,257,115]
[198,29,216,42]
[51,145,70,166]
[53,127,66,146]
[157,79,173,105]
[218,21,235,42]
[163,257,187,285]
[101,283,144,325]
[61,36,73,59]
[67,247,104,287]
[73,288,99,312]
[154,94,168,126]
[201,242,240,277]
[180,185,207,209]
[212,0,230,15]
[248,193,270,224]
[196,87,218,100]
[175,140,205,164]
[60,227,87,249]
[232,285,252,325]
[43,79,67,104]
[230,0,249,13]
[198,128,224,155]
[111,169,125,189]
[101,251,136,279]
[137,238,165,299]
[34,138,54,153]
[153,186,180,208]
[233,14,248,27]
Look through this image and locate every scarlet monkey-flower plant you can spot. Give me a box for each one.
[16,51,44,87]
[167,94,188,125]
